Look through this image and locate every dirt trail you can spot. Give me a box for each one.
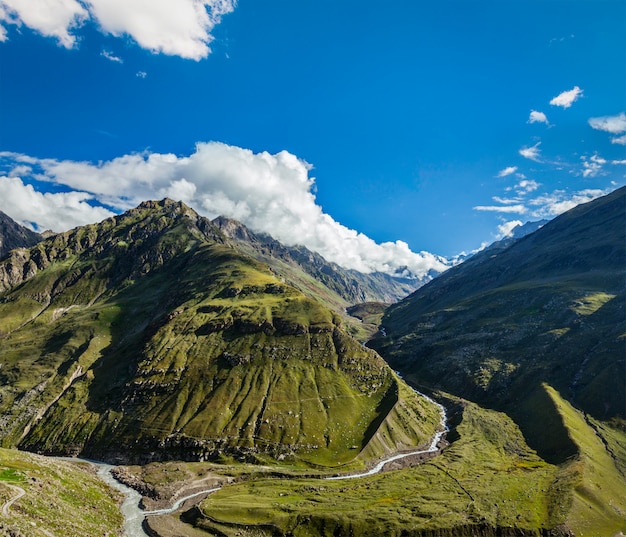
[1,483,25,517]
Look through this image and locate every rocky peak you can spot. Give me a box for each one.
[0,199,225,295]
[212,216,254,242]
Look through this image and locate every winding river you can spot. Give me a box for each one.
[327,387,448,480]
[83,388,448,536]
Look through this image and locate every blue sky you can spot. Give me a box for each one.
[0,1,624,277]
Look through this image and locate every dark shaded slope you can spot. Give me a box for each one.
[371,187,625,458]
[0,199,440,465]
[0,211,42,259]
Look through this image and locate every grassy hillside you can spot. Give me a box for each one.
[0,448,123,537]
[365,187,626,535]
[158,397,584,537]
[0,199,440,467]
[372,187,625,439]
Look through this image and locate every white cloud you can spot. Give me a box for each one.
[492,196,521,205]
[588,112,626,134]
[611,134,626,146]
[519,142,542,162]
[0,143,449,278]
[528,110,549,125]
[528,188,609,218]
[497,166,517,177]
[515,179,540,195]
[0,0,236,59]
[580,154,607,178]
[549,86,583,109]
[497,220,523,238]
[0,0,88,47]
[0,175,114,231]
[101,49,123,63]
[473,204,527,214]
[136,71,147,78]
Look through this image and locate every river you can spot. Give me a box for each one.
[93,463,148,537]
[327,387,448,480]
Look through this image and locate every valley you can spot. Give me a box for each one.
[0,190,624,536]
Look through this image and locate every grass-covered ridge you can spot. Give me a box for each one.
[164,398,573,536]
[365,188,626,535]
[372,187,625,438]
[0,448,123,537]
[0,199,440,466]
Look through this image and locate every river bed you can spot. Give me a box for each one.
[94,462,148,537]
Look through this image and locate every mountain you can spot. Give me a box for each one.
[212,216,422,304]
[211,216,424,342]
[372,186,625,426]
[0,199,440,465]
[369,187,626,530]
[0,211,41,259]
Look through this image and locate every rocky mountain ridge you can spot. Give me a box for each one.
[212,215,423,305]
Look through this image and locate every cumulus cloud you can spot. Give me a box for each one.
[0,175,114,231]
[497,166,517,177]
[515,179,540,195]
[588,112,626,134]
[528,110,549,125]
[588,113,626,145]
[580,154,607,178]
[519,142,542,162]
[612,135,626,146]
[0,0,236,59]
[549,86,583,109]
[497,220,523,238]
[0,143,449,278]
[0,0,88,47]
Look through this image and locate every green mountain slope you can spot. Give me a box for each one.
[369,187,626,535]
[372,186,625,428]
[0,199,440,466]
[0,448,123,537]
